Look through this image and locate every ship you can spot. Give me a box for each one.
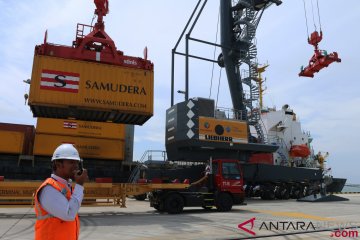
[256,103,346,193]
[242,63,346,193]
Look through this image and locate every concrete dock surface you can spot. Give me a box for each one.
[0,194,359,240]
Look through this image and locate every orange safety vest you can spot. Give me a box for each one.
[34,178,80,240]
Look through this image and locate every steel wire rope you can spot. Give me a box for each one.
[316,0,322,31]
[209,4,221,99]
[91,14,96,27]
[302,0,310,38]
[310,0,317,31]
[215,68,222,109]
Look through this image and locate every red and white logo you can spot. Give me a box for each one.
[63,121,77,129]
[40,69,80,93]
[238,217,256,236]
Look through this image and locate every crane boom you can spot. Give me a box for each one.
[220,0,246,119]
[219,0,281,143]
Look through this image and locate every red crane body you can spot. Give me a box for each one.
[94,0,109,31]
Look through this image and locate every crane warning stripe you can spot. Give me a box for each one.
[40,69,80,93]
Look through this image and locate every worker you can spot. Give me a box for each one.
[34,144,88,240]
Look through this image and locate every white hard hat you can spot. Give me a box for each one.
[51,144,81,161]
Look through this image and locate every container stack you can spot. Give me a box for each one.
[34,118,126,160]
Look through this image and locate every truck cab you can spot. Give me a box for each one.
[148,159,245,214]
[214,159,244,202]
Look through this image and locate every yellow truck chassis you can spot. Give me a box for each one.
[0,181,188,208]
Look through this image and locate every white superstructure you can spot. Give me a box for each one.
[252,104,319,168]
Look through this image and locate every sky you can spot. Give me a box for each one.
[0,0,359,183]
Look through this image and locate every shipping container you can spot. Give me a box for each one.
[0,131,24,154]
[36,118,125,140]
[0,123,35,155]
[28,55,154,125]
[34,133,125,160]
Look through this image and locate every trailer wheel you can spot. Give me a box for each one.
[281,189,290,200]
[216,192,233,212]
[153,203,165,212]
[164,193,184,214]
[297,188,305,199]
[261,190,275,200]
[134,193,147,201]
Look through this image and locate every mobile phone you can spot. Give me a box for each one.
[78,159,84,175]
